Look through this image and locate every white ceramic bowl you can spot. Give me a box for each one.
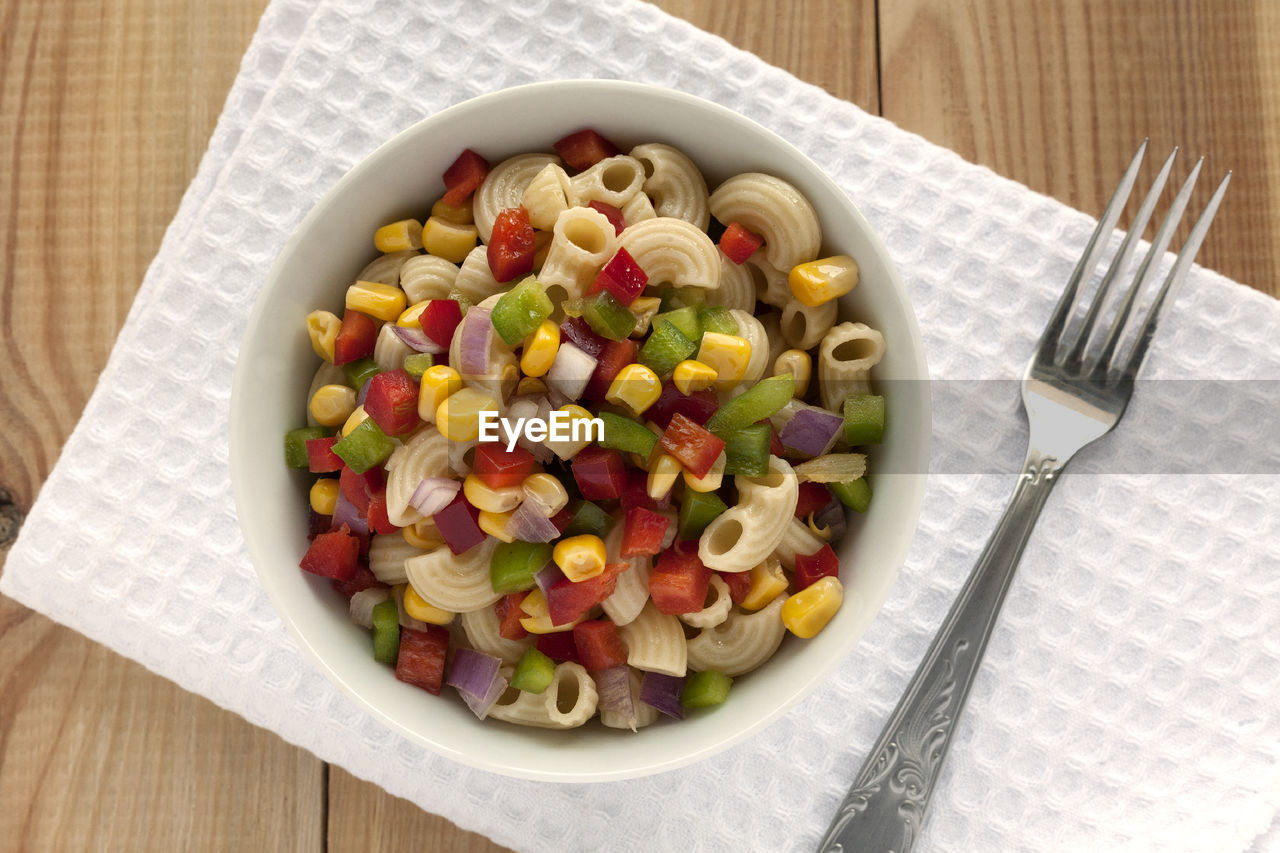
[230,80,929,782]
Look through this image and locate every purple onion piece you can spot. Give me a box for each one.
[594,665,635,719]
[780,407,843,457]
[330,489,369,536]
[458,307,494,375]
[545,342,597,402]
[409,477,460,517]
[355,376,373,407]
[391,324,445,354]
[813,500,848,542]
[447,647,503,700]
[510,503,560,544]
[533,561,567,597]
[639,671,686,720]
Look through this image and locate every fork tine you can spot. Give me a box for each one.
[1068,147,1179,365]
[1039,140,1148,360]
[1114,170,1232,379]
[1092,155,1204,371]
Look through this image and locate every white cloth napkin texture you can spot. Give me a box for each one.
[3,0,1279,851]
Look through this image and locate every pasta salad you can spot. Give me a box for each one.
[284,130,886,730]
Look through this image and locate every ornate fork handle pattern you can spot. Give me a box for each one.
[817,450,1063,853]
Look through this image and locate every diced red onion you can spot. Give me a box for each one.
[545,342,597,401]
[813,500,847,542]
[409,477,460,517]
[534,561,567,597]
[391,324,445,354]
[460,672,508,720]
[331,489,368,537]
[458,307,494,375]
[348,586,390,629]
[594,665,635,718]
[639,671,686,720]
[355,377,373,407]
[510,503,561,544]
[447,647,506,719]
[780,407,844,457]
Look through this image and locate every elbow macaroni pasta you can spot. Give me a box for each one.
[487,662,599,728]
[708,172,821,271]
[617,601,688,677]
[679,574,732,630]
[707,254,756,312]
[780,297,838,351]
[601,522,653,627]
[568,155,646,209]
[358,249,418,286]
[460,607,532,665]
[452,246,506,304]
[629,143,710,230]
[383,428,450,527]
[616,216,720,290]
[772,517,828,571]
[373,321,414,373]
[399,254,460,303]
[367,534,425,585]
[520,163,573,230]
[698,456,799,573]
[473,153,559,242]
[686,597,788,677]
[404,537,501,612]
[537,206,618,301]
[818,322,887,409]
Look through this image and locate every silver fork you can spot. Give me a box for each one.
[817,142,1231,853]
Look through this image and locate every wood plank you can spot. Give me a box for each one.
[878,0,1279,296]
[0,0,325,849]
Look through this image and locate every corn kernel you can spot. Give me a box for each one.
[305,310,341,363]
[402,519,444,550]
[374,218,424,253]
[422,216,479,263]
[647,453,682,500]
[741,557,788,610]
[403,585,455,625]
[397,300,432,328]
[630,296,662,337]
[553,534,607,582]
[773,348,812,398]
[520,320,560,378]
[309,384,357,427]
[781,576,844,638]
[696,332,752,389]
[515,376,548,397]
[478,509,517,543]
[522,472,568,517]
[436,386,499,442]
[431,198,474,225]
[520,588,549,619]
[672,359,718,395]
[544,404,597,460]
[418,365,462,422]
[346,280,407,322]
[683,451,726,493]
[463,473,524,513]
[605,363,662,416]
[340,404,370,437]
[788,255,859,308]
[309,478,340,515]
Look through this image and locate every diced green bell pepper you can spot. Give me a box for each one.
[598,411,659,458]
[490,277,552,346]
[510,647,556,694]
[343,357,380,390]
[680,668,732,708]
[331,418,395,474]
[658,286,707,313]
[638,319,696,377]
[284,426,327,469]
[582,290,636,342]
[371,598,400,665]
[402,352,434,379]
[677,490,727,540]
[562,500,616,538]
[490,540,553,594]
[654,306,700,342]
[696,305,738,337]
[721,423,771,477]
[843,394,885,445]
[704,373,795,437]
[829,477,872,513]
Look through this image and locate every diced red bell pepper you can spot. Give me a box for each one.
[769,423,786,457]
[487,206,537,283]
[339,464,385,514]
[395,624,450,695]
[536,631,581,664]
[549,505,574,535]
[620,507,670,558]
[659,413,726,479]
[560,316,607,359]
[573,620,629,671]
[419,299,464,349]
[553,129,621,172]
[588,247,648,304]
[364,369,420,437]
[717,570,751,605]
[795,481,834,519]
[473,442,535,489]
[649,546,712,615]
[333,310,378,365]
[431,493,486,555]
[441,148,489,206]
[794,543,840,590]
[649,383,719,430]
[299,525,360,581]
[547,562,626,626]
[587,201,626,236]
[583,337,638,402]
[366,490,400,535]
[571,445,629,501]
[494,592,530,641]
[305,437,343,473]
[332,564,383,598]
[719,222,764,264]
[619,468,668,512]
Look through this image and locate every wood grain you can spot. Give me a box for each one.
[0,1,1276,851]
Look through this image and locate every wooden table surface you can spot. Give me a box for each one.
[1,1,1275,850]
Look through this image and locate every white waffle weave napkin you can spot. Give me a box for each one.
[4,0,1278,850]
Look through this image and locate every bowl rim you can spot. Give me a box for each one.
[230,78,931,782]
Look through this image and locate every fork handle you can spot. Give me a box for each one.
[816,450,1065,853]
